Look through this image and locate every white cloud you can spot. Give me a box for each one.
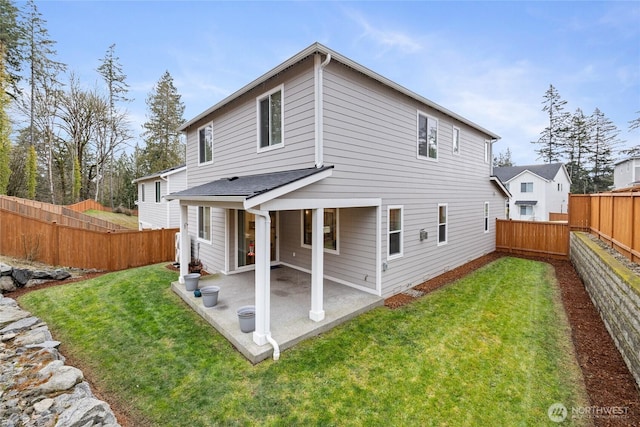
[345,8,423,55]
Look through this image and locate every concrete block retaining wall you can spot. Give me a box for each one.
[570,232,640,389]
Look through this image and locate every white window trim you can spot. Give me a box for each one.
[452,126,460,155]
[300,209,340,255]
[484,140,490,164]
[197,122,214,165]
[387,205,403,260]
[417,110,438,161]
[256,84,285,153]
[154,181,161,204]
[484,202,490,233]
[197,206,212,243]
[438,203,448,246]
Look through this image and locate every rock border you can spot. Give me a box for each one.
[0,294,120,427]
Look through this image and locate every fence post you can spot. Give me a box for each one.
[51,221,59,266]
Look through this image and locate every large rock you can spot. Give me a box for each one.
[0,304,30,328]
[11,268,32,287]
[55,397,118,427]
[0,316,41,334]
[36,363,84,394]
[0,275,16,293]
[0,262,11,276]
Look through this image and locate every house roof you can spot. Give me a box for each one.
[166,166,334,204]
[179,42,500,140]
[132,164,186,183]
[614,156,640,166]
[493,163,565,183]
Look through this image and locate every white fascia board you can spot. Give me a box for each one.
[510,169,550,183]
[160,166,187,180]
[490,177,511,198]
[261,198,382,211]
[243,168,334,210]
[165,194,245,204]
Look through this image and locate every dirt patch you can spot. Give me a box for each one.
[385,252,640,426]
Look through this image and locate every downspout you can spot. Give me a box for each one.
[315,53,332,168]
[246,207,280,361]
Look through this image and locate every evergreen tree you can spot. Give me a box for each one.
[0,45,11,193]
[564,108,593,193]
[493,147,514,167]
[97,43,132,207]
[0,0,24,98]
[589,108,620,192]
[533,84,570,163]
[623,112,640,157]
[140,70,185,175]
[21,0,65,200]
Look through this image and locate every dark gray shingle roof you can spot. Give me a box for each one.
[493,163,564,183]
[168,165,333,200]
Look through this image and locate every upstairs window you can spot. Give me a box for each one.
[198,123,213,164]
[155,181,161,203]
[418,112,438,160]
[257,86,283,151]
[452,126,460,155]
[521,182,533,193]
[484,140,490,163]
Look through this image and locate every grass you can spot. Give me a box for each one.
[18,257,589,426]
[83,209,139,229]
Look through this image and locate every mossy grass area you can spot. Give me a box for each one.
[83,209,139,229]
[18,257,589,426]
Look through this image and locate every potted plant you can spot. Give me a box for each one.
[189,258,203,274]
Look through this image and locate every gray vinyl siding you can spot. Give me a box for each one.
[187,205,226,273]
[185,57,316,189]
[137,179,167,229]
[278,207,377,291]
[317,62,501,296]
[166,170,186,228]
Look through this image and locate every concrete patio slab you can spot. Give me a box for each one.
[171,266,384,363]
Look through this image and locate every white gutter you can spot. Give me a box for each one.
[315,53,331,168]
[246,207,280,361]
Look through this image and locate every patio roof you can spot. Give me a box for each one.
[165,165,334,207]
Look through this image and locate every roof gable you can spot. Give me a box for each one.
[494,163,565,183]
[179,42,499,140]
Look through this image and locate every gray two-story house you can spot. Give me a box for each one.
[167,43,509,350]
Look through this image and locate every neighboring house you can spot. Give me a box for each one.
[133,164,186,230]
[614,157,640,189]
[167,42,509,348]
[493,163,571,221]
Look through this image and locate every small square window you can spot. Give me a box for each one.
[521,182,533,193]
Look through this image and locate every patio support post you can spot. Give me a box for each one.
[179,204,190,284]
[251,209,271,346]
[310,207,325,321]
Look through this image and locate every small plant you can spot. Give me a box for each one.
[189,242,203,273]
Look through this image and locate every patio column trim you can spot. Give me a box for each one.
[310,207,325,321]
[179,204,190,284]
[249,208,271,346]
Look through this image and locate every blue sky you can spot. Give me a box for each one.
[33,0,640,165]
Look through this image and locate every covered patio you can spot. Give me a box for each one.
[172,266,384,363]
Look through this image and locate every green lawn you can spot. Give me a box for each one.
[18,257,589,426]
[83,209,139,229]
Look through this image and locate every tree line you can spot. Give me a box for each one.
[495,84,640,194]
[0,0,186,208]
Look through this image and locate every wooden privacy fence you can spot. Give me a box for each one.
[0,195,128,232]
[569,192,640,263]
[67,199,112,213]
[496,219,569,259]
[0,209,178,271]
